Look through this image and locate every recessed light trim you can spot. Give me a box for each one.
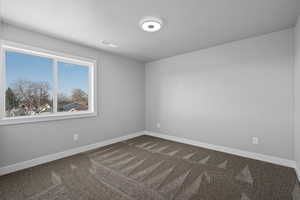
[101,40,118,48]
[139,17,163,32]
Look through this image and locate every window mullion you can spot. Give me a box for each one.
[53,59,58,113]
[88,65,92,113]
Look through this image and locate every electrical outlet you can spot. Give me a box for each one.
[156,123,161,129]
[252,137,259,145]
[73,134,79,141]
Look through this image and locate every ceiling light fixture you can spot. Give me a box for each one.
[101,40,118,48]
[139,17,164,32]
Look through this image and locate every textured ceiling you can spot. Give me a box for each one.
[1,0,300,62]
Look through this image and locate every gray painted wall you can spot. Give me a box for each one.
[146,29,294,160]
[0,21,296,169]
[295,16,300,170]
[0,23,145,167]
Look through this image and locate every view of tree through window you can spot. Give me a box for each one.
[5,51,53,117]
[4,50,91,118]
[58,62,89,112]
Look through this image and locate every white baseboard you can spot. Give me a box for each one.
[0,131,144,176]
[1,130,299,183]
[144,131,296,169]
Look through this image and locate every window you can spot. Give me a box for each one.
[57,62,89,113]
[5,51,54,117]
[0,42,96,125]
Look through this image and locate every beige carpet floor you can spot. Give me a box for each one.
[0,135,299,200]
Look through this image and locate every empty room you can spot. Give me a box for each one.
[0,0,300,199]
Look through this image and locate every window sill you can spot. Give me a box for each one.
[0,112,97,126]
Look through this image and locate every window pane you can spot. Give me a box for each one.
[5,51,53,117]
[58,62,89,112]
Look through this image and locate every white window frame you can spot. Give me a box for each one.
[0,40,97,125]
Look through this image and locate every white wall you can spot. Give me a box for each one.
[0,23,145,168]
[146,29,294,160]
[294,16,300,174]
